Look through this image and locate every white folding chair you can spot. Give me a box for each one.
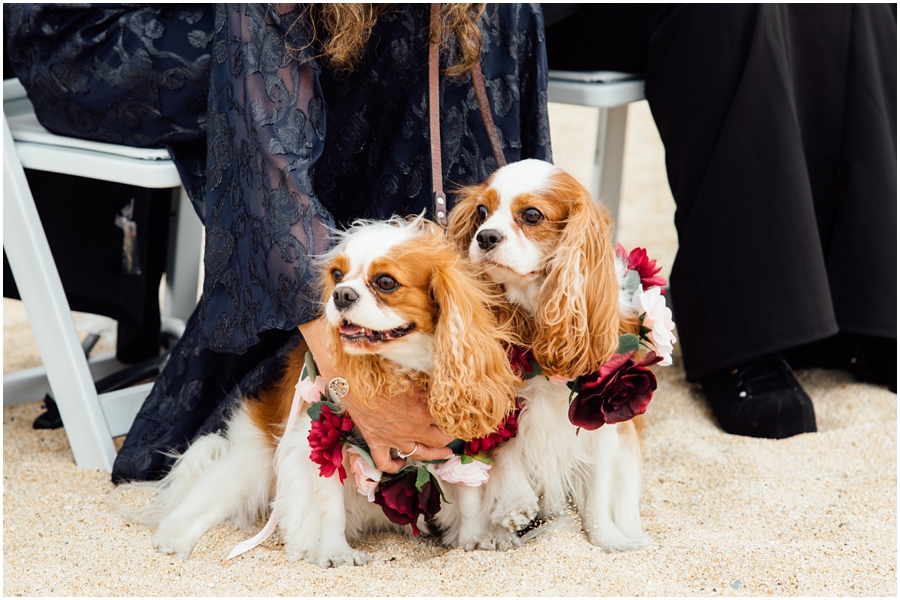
[3,78,203,471]
[547,70,645,225]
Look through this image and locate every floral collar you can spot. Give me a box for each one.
[509,244,676,432]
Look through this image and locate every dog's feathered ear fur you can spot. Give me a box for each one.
[427,242,519,441]
[533,175,621,379]
[447,182,486,255]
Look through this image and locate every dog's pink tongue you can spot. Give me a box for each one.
[339,324,363,335]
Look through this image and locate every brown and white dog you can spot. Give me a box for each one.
[446,158,651,552]
[112,216,520,567]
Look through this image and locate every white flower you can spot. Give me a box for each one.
[428,455,491,487]
[632,286,677,366]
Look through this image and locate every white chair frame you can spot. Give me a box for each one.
[3,78,203,471]
[547,70,646,225]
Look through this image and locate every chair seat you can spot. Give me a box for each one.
[4,79,180,188]
[548,70,645,108]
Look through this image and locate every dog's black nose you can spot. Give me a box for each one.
[476,229,504,251]
[332,286,359,309]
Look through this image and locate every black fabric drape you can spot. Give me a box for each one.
[545,4,897,380]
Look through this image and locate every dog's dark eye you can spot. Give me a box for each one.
[476,205,489,222]
[374,274,399,292]
[520,208,544,225]
[331,269,343,283]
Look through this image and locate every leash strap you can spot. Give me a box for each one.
[429,4,507,229]
[471,59,506,168]
[429,3,447,228]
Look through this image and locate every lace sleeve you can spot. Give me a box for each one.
[199,4,334,353]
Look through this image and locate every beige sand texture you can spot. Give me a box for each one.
[3,102,896,596]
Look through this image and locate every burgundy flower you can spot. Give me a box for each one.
[308,404,354,483]
[568,351,663,430]
[373,468,441,536]
[465,401,522,455]
[617,244,667,291]
[507,346,535,379]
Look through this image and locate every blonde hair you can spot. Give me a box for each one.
[297,3,486,78]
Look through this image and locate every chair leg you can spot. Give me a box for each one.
[591,104,630,232]
[3,117,116,472]
[162,187,201,334]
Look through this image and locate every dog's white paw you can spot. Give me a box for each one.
[152,531,195,559]
[491,497,539,533]
[286,543,370,568]
[461,530,521,552]
[586,529,651,553]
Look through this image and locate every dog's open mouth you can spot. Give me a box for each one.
[338,321,416,343]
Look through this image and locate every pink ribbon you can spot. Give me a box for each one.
[226,372,327,560]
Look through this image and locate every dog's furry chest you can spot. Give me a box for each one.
[516,378,602,465]
[507,377,626,509]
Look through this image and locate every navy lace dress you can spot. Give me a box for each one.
[5,4,551,482]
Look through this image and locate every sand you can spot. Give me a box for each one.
[3,101,896,596]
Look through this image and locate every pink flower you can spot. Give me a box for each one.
[465,402,521,454]
[632,286,677,366]
[548,374,573,386]
[347,448,382,502]
[617,244,667,290]
[308,405,354,483]
[429,455,492,487]
[568,351,663,430]
[297,375,327,404]
[373,468,441,536]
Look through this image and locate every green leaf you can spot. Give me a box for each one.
[306,402,323,421]
[429,471,449,504]
[567,375,581,403]
[616,333,640,355]
[446,439,466,455]
[623,270,640,302]
[305,400,339,422]
[343,429,368,451]
[460,454,474,464]
[304,350,318,380]
[523,360,543,380]
[639,325,652,340]
[472,454,494,465]
[415,466,430,492]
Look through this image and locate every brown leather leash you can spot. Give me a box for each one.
[471,59,507,170]
[429,3,506,229]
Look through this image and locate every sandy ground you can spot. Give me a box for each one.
[3,101,896,596]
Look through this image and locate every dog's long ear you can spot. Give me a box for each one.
[428,249,519,441]
[447,183,486,255]
[533,176,620,379]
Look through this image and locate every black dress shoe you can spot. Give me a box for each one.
[782,334,853,372]
[699,354,817,439]
[848,334,897,393]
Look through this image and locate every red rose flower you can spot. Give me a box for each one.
[465,401,522,455]
[308,404,354,483]
[507,346,535,379]
[373,468,441,536]
[568,351,663,430]
[617,244,667,291]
